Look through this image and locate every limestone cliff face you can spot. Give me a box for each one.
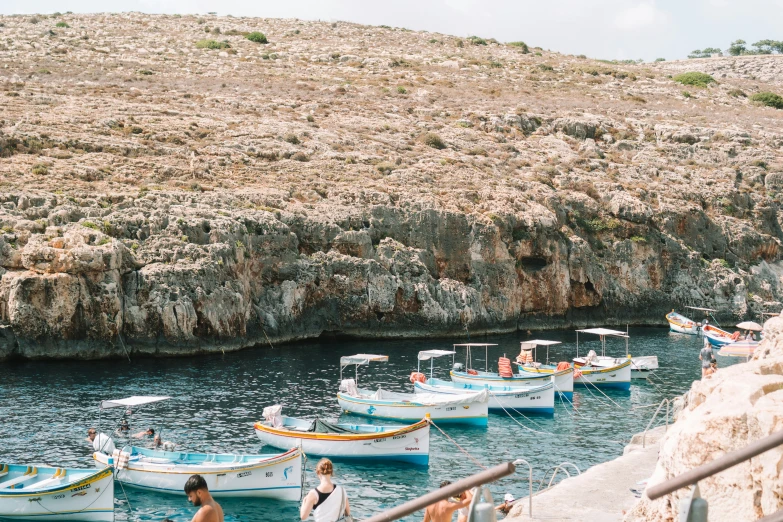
[0,190,781,359]
[626,316,783,521]
[1,14,783,358]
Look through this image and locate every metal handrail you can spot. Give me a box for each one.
[545,462,581,490]
[362,462,515,522]
[647,429,783,500]
[642,398,671,448]
[512,459,533,518]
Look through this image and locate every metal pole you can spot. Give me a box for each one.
[430,358,433,380]
[576,331,579,358]
[647,430,783,500]
[361,462,516,522]
[512,459,533,518]
[485,345,488,373]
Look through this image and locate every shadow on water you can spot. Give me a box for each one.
[0,327,742,521]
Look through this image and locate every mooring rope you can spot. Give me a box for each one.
[428,419,487,470]
[489,392,554,435]
[581,378,624,410]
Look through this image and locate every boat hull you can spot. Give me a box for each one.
[94,447,302,500]
[336,392,488,427]
[573,360,632,390]
[451,369,574,400]
[666,311,698,335]
[414,380,555,414]
[703,325,736,347]
[254,419,429,465]
[0,465,114,521]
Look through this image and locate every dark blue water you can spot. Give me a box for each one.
[0,328,740,521]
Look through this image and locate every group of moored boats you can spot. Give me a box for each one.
[666,307,761,358]
[0,327,658,521]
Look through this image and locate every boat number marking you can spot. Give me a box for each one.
[53,494,65,500]
[237,471,252,478]
[70,484,91,493]
[446,407,456,411]
[529,396,541,400]
[266,472,274,478]
[392,435,407,440]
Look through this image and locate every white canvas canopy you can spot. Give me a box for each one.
[417,350,456,378]
[369,388,490,406]
[100,396,171,409]
[519,340,562,365]
[576,328,629,357]
[339,354,389,383]
[686,306,717,312]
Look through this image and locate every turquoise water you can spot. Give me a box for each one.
[0,328,740,521]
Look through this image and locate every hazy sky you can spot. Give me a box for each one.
[1,0,781,61]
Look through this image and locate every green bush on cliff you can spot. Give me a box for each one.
[750,92,783,109]
[55,21,69,28]
[467,36,487,46]
[508,41,529,53]
[245,32,268,44]
[421,132,446,150]
[673,72,716,88]
[195,39,230,50]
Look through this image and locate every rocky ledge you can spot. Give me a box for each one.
[1,14,783,359]
[626,315,783,521]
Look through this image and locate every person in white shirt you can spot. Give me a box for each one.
[86,428,116,455]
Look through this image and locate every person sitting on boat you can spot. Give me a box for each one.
[745,331,757,341]
[184,474,224,522]
[699,341,713,378]
[134,427,155,439]
[87,428,116,455]
[300,458,351,522]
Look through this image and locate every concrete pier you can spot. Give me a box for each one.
[504,425,666,522]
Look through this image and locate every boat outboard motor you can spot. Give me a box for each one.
[453,362,464,372]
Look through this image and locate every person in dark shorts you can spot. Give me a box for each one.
[699,340,714,377]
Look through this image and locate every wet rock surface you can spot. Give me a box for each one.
[0,13,782,359]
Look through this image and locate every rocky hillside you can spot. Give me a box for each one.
[627,314,783,521]
[1,13,782,358]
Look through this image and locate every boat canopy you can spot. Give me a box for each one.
[100,396,171,409]
[576,328,628,338]
[417,350,456,360]
[685,306,717,312]
[340,354,389,367]
[520,340,562,347]
[453,343,498,347]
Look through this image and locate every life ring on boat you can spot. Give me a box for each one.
[731,331,741,341]
[498,357,513,378]
[409,372,426,384]
[555,361,571,371]
[467,369,478,375]
[517,350,533,364]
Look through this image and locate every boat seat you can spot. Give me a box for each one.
[0,472,38,490]
[24,476,64,490]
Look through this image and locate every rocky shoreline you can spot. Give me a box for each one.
[1,14,783,359]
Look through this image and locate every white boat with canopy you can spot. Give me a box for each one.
[336,354,489,426]
[513,340,575,399]
[410,349,555,414]
[576,328,657,381]
[0,465,114,521]
[254,406,430,465]
[448,343,573,400]
[93,396,303,500]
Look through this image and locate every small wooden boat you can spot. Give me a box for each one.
[571,355,633,390]
[0,465,114,521]
[450,342,574,399]
[94,446,303,499]
[576,328,657,380]
[254,407,430,465]
[337,354,489,426]
[414,378,555,414]
[450,369,574,400]
[666,310,698,335]
[703,324,739,347]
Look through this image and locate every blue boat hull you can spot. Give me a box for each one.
[574,381,631,391]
